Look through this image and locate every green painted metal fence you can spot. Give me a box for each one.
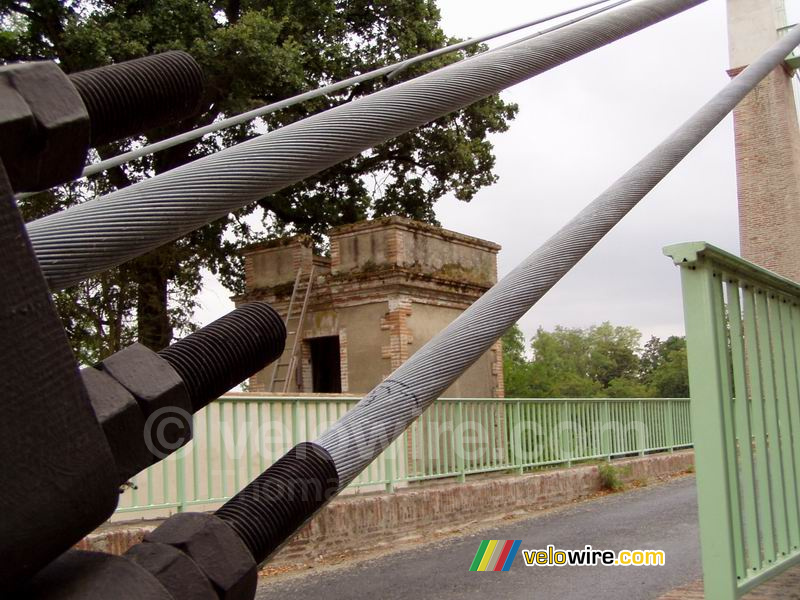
[115,395,690,519]
[667,242,800,598]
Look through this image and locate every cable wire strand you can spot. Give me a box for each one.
[27,0,707,291]
[386,0,633,79]
[489,0,636,54]
[315,24,800,488]
[40,0,623,189]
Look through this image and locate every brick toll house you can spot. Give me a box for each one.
[236,216,505,398]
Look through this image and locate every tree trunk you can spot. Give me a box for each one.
[135,254,172,350]
[132,130,207,351]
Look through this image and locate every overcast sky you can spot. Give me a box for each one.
[197,0,796,348]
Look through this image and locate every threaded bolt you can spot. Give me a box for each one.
[215,443,339,563]
[69,50,205,147]
[158,302,286,412]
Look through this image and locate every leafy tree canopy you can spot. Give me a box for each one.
[641,335,689,398]
[2,0,517,362]
[502,323,689,398]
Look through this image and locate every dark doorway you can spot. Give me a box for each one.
[309,336,341,393]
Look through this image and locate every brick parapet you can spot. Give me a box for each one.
[78,452,694,568]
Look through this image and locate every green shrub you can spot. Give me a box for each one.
[598,464,625,491]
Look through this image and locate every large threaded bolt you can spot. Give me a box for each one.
[215,442,339,564]
[158,302,286,412]
[69,50,204,147]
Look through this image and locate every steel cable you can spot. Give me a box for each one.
[27,0,706,291]
[69,0,624,182]
[315,24,800,487]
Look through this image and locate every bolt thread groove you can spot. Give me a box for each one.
[69,50,204,147]
[158,302,286,411]
[215,443,338,563]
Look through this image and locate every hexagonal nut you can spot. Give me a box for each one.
[125,541,217,600]
[0,75,36,170]
[99,343,193,461]
[0,61,89,192]
[24,549,173,600]
[143,513,257,600]
[81,366,154,482]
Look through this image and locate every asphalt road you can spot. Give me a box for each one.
[256,476,701,600]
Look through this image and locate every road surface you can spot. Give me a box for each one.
[256,475,700,600]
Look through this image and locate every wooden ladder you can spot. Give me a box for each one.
[268,266,314,393]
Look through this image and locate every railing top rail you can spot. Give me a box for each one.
[664,241,800,300]
[217,394,687,404]
[219,395,362,403]
[495,397,686,402]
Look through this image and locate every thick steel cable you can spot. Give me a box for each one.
[16,0,623,202]
[315,26,800,488]
[16,0,632,202]
[27,0,706,291]
[71,0,619,182]
[385,0,633,79]
[461,0,635,59]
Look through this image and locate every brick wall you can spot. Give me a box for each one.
[380,297,414,373]
[491,340,504,399]
[238,218,501,396]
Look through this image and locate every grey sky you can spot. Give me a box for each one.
[434,0,742,345]
[196,0,786,347]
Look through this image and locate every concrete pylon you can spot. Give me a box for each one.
[727,0,800,282]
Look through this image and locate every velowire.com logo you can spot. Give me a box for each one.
[469,540,522,572]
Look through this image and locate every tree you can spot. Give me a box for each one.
[605,377,651,399]
[502,324,540,398]
[501,322,689,398]
[584,322,641,387]
[640,335,684,380]
[2,0,517,362]
[640,336,689,397]
[528,322,643,397]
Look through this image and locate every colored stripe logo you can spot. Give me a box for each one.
[469,540,521,571]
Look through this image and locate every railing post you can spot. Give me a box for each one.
[384,448,395,493]
[666,399,675,452]
[176,446,187,513]
[292,398,300,446]
[514,400,523,474]
[601,400,612,461]
[560,402,571,467]
[667,248,741,599]
[455,400,466,483]
[636,399,645,456]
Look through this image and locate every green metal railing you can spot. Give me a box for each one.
[115,395,690,518]
[667,242,800,598]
